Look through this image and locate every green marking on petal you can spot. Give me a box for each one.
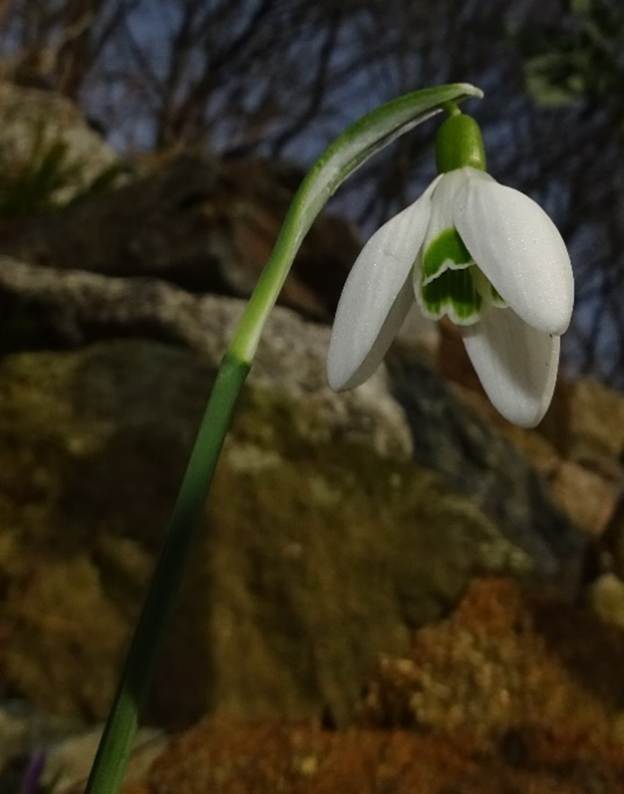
[421,227,472,284]
[419,264,482,325]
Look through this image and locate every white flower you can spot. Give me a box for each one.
[327,165,574,428]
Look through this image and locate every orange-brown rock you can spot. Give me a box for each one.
[110,579,624,793]
[120,717,624,794]
[363,578,624,744]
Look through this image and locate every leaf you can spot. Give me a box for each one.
[296,83,484,239]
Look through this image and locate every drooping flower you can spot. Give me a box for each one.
[327,109,574,428]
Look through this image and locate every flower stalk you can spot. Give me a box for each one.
[84,82,483,794]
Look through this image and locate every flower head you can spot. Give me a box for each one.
[327,110,574,428]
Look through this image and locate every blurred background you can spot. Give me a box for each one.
[2,2,624,793]
[2,0,624,381]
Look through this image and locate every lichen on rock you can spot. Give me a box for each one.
[0,340,543,728]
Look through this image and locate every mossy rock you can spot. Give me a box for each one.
[0,341,533,727]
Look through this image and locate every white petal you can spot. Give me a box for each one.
[420,168,475,284]
[327,178,439,390]
[425,169,472,247]
[462,308,559,428]
[454,171,574,335]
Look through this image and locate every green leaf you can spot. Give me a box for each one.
[525,54,582,107]
[301,84,484,234]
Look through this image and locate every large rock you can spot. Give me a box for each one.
[389,348,582,579]
[0,256,409,460]
[0,327,578,728]
[120,580,624,794]
[0,154,359,318]
[435,329,624,539]
[0,255,582,572]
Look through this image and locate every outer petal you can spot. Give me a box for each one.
[454,170,573,335]
[462,307,559,428]
[327,178,439,390]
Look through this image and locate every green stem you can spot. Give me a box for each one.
[85,352,249,794]
[84,82,482,794]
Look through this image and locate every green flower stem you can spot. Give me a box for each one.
[85,82,482,794]
[84,351,249,794]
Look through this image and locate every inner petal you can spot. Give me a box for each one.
[417,264,483,325]
[416,250,508,326]
[421,227,473,285]
[415,170,509,327]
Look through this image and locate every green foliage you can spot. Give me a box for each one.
[0,124,126,219]
[525,52,587,107]
[523,0,624,111]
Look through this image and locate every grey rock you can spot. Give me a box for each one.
[0,255,410,460]
[0,155,359,317]
[389,352,584,583]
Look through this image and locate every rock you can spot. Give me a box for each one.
[0,256,584,572]
[440,366,622,538]
[0,334,576,728]
[566,378,624,479]
[363,578,624,741]
[0,82,120,206]
[0,154,360,318]
[0,256,410,460]
[589,573,624,629]
[128,719,624,794]
[114,581,624,793]
[549,460,619,537]
[388,351,583,581]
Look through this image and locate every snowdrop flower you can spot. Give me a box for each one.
[327,109,574,427]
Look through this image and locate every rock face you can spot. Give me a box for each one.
[0,256,585,575]
[0,156,360,319]
[363,578,624,740]
[390,351,582,579]
[117,580,624,794]
[438,327,624,543]
[0,335,554,728]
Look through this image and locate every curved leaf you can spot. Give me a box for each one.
[230,82,483,361]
